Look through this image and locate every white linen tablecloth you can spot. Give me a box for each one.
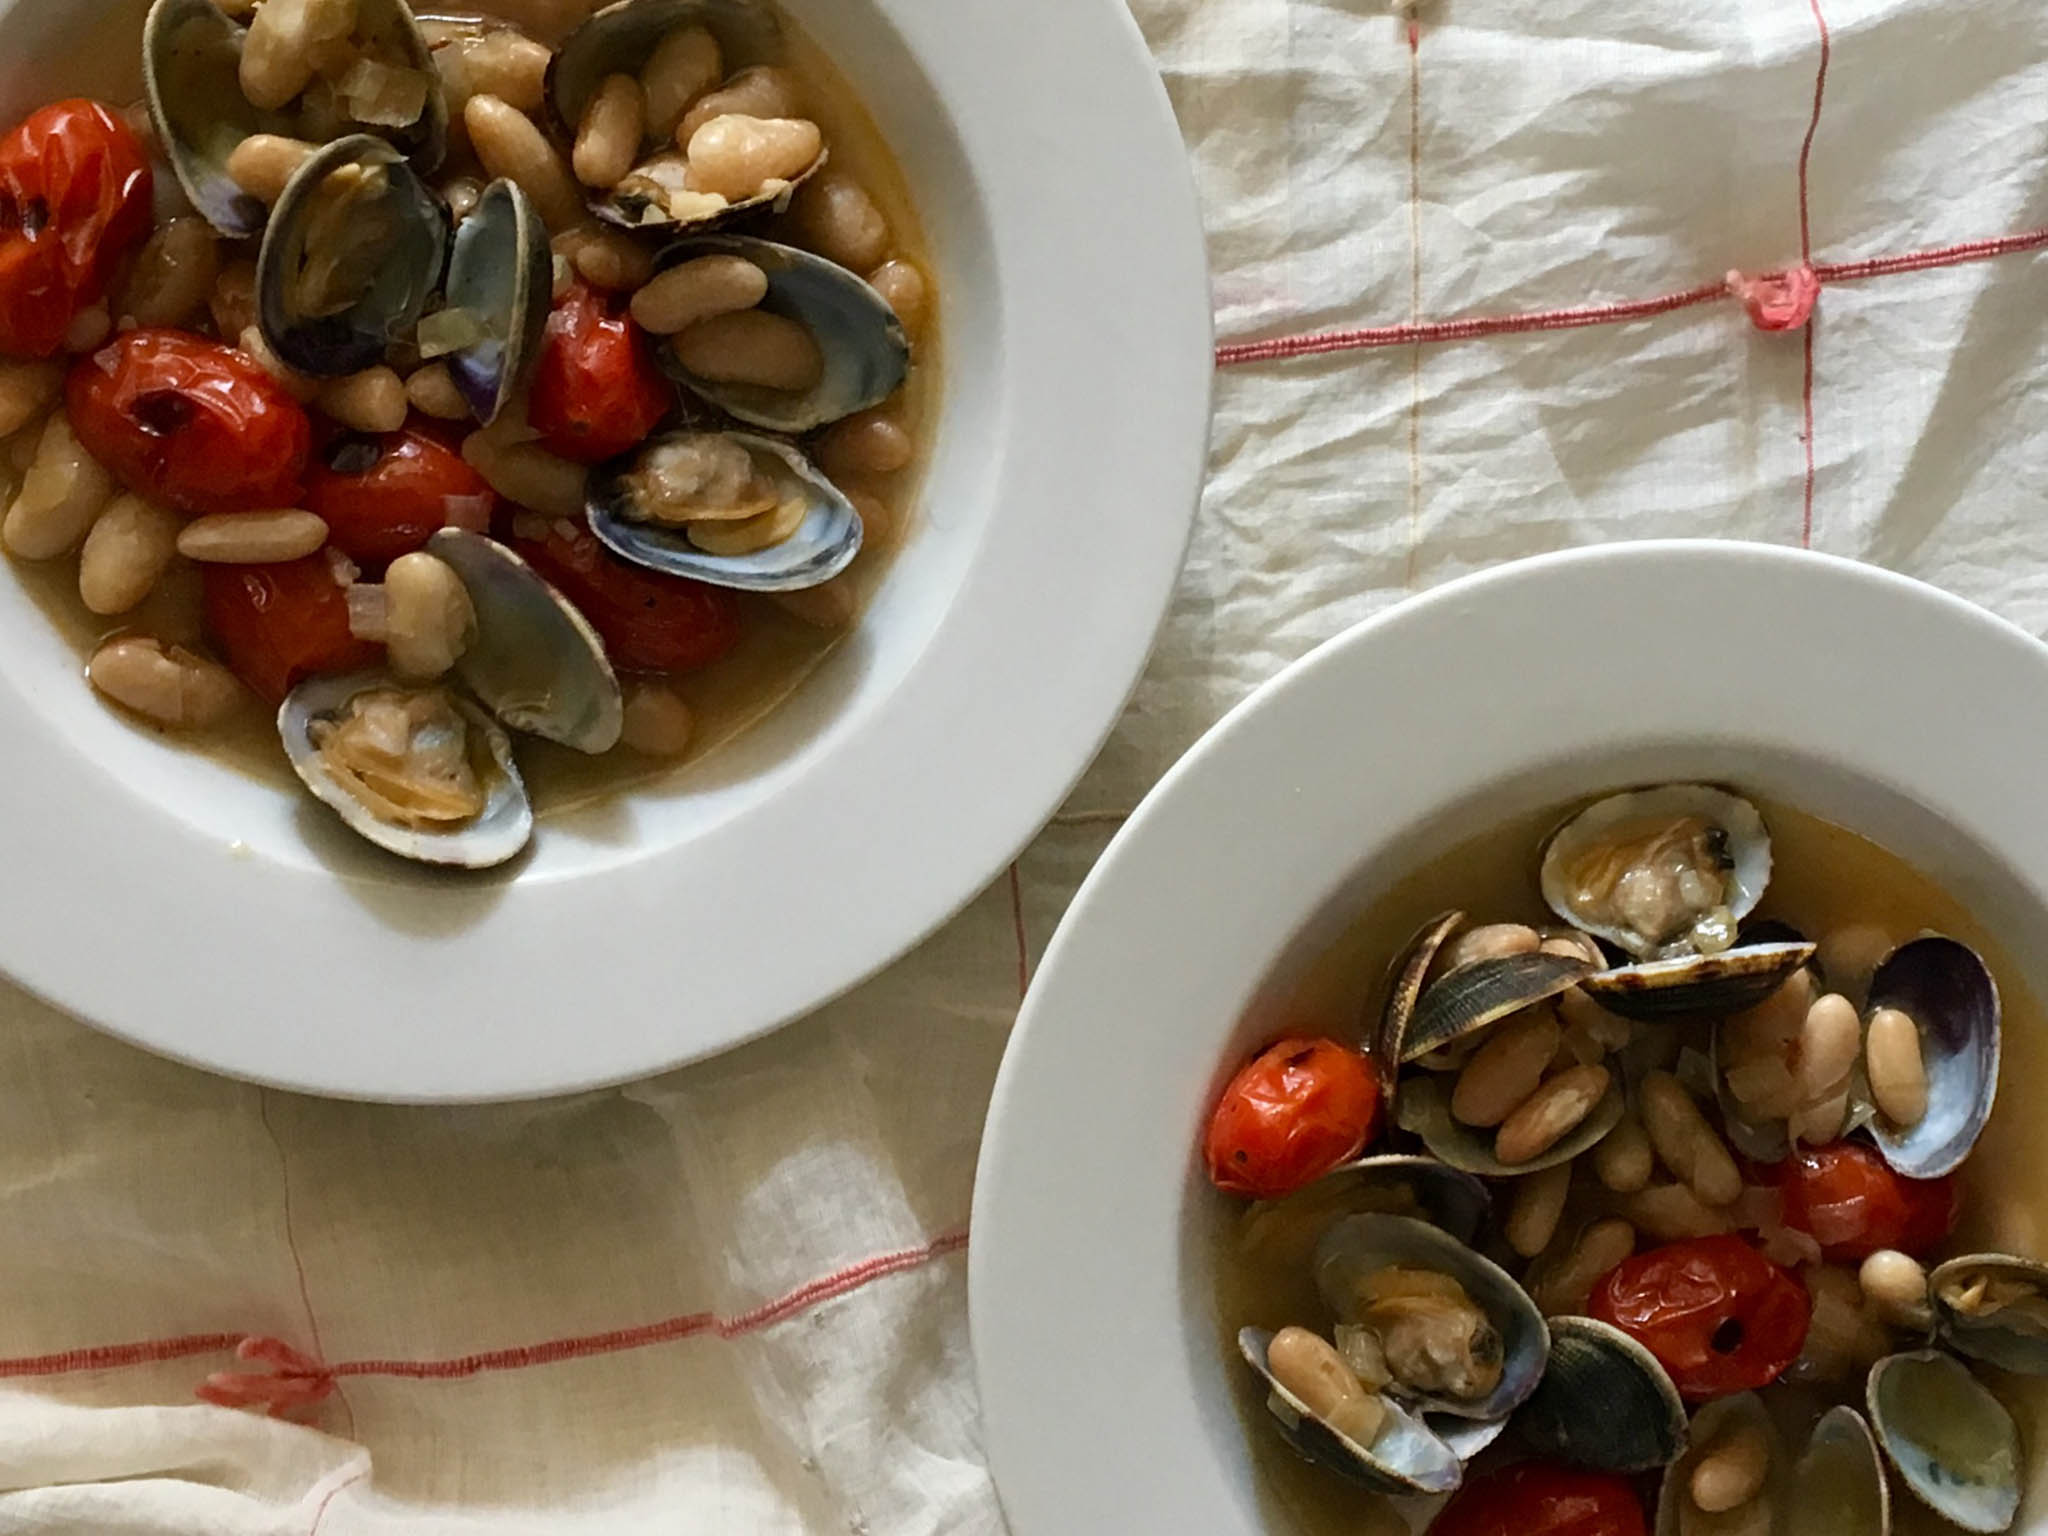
[6,0,2048,1528]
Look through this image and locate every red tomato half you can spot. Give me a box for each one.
[1777,1143,1957,1262]
[67,330,311,515]
[0,99,152,358]
[511,519,743,672]
[526,281,669,465]
[304,424,496,568]
[1202,1037,1381,1200]
[202,557,381,704]
[1589,1235,1810,1401]
[1432,1462,1646,1536]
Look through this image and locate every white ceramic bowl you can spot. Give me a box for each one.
[0,0,1211,1100]
[971,542,2048,1534]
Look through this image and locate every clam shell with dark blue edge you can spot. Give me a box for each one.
[1930,1254,2048,1376]
[1865,935,1998,1178]
[1235,1328,1463,1496]
[1580,940,1815,1022]
[440,178,550,425]
[1516,1314,1687,1474]
[1866,1349,2020,1534]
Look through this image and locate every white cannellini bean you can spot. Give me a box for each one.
[640,25,721,139]
[465,94,586,231]
[789,170,889,271]
[620,681,696,755]
[238,325,319,402]
[64,305,111,353]
[176,509,330,563]
[1865,1006,1929,1127]
[1495,1064,1610,1166]
[670,310,822,391]
[628,254,767,334]
[867,258,927,336]
[557,221,656,292]
[461,427,586,518]
[115,217,222,330]
[816,408,912,481]
[225,134,317,204]
[1859,1249,1931,1327]
[1450,1008,1561,1128]
[676,66,800,146]
[1639,1071,1742,1206]
[1798,993,1863,1102]
[2,411,115,559]
[317,366,409,433]
[405,362,472,420]
[1533,1218,1635,1316]
[1791,1090,1850,1147]
[1620,1183,1734,1241]
[1505,1163,1573,1259]
[78,495,183,614]
[1439,923,1541,973]
[683,115,821,202]
[0,360,62,439]
[573,74,645,188]
[88,637,242,728]
[845,489,895,550]
[1266,1326,1387,1450]
[1592,1106,1655,1193]
[1690,1420,1770,1513]
[1817,923,1895,1004]
[382,552,475,678]
[241,0,357,111]
[450,30,552,114]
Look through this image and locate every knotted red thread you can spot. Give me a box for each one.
[196,1335,335,1419]
[1726,264,1821,331]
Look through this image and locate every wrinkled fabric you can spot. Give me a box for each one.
[5,0,2048,1527]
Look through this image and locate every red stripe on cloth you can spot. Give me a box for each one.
[0,1332,243,1379]
[1404,15,1424,586]
[1816,225,2048,282]
[1795,0,1832,546]
[305,1463,370,1536]
[260,1091,355,1437]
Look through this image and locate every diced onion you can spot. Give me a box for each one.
[416,306,489,359]
[346,584,390,642]
[440,492,492,532]
[339,58,431,128]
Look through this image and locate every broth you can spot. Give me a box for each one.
[1213,798,2048,1535]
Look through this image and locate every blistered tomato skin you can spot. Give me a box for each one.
[305,425,497,568]
[1432,1462,1647,1536]
[512,519,743,672]
[1202,1037,1382,1200]
[526,281,670,465]
[0,100,152,358]
[1777,1142,1958,1262]
[1588,1234,1811,1401]
[67,330,312,515]
[202,557,381,704]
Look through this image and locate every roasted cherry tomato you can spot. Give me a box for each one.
[511,519,743,672]
[1589,1234,1810,1400]
[67,330,311,515]
[1202,1037,1381,1200]
[0,99,152,358]
[526,281,669,465]
[1776,1142,1957,1262]
[1432,1462,1646,1536]
[202,556,381,704]
[303,424,496,568]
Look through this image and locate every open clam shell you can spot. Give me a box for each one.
[1395,951,1594,1064]
[1312,1213,1548,1422]
[1930,1253,2048,1375]
[1540,784,1772,961]
[428,530,623,753]
[143,0,276,238]
[280,671,531,867]
[1395,1072,1624,1178]
[1516,1314,1688,1473]
[257,134,449,377]
[1239,1156,1492,1276]
[1865,935,1999,1179]
[1866,1349,2020,1533]
[1785,1406,1891,1536]
[1653,1391,1785,1536]
[1235,1328,1463,1496]
[1372,910,1463,1084]
[587,429,862,592]
[1580,942,1814,1023]
[655,235,910,433]
[436,178,550,425]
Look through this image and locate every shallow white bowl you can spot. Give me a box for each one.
[0,0,1211,1100]
[971,541,2048,1534]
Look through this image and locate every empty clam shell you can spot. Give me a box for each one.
[1395,1072,1624,1178]
[280,671,531,867]
[437,178,550,425]
[1372,910,1464,1087]
[1866,1349,2020,1533]
[1785,1407,1890,1536]
[1654,1391,1784,1536]
[1865,936,1999,1179]
[1396,951,1595,1064]
[656,234,909,433]
[587,429,862,592]
[1581,942,1815,1023]
[142,0,275,238]
[1930,1253,2048,1376]
[1541,784,1771,961]
[1313,1213,1548,1422]
[428,529,623,753]
[257,134,449,377]
[1236,1327,1463,1496]
[1239,1155,1492,1275]
[1516,1314,1688,1473]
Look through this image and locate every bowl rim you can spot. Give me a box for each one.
[969,540,2048,1535]
[0,0,1213,1102]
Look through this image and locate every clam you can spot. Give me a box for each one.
[143,0,446,240]
[1785,1407,1891,1536]
[1238,1156,1492,1275]
[1372,910,1463,1080]
[655,235,909,433]
[1864,935,1998,1179]
[1866,1349,2021,1533]
[1653,1392,1783,1536]
[257,133,449,377]
[1395,1072,1624,1177]
[427,178,550,425]
[1312,1213,1548,1422]
[1392,950,1595,1065]
[1930,1253,2048,1375]
[1429,1414,1507,1463]
[428,529,623,752]
[1235,1327,1463,1495]
[281,671,531,867]
[586,429,862,592]
[1580,941,1814,1023]
[1540,785,1772,961]
[1516,1314,1688,1473]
